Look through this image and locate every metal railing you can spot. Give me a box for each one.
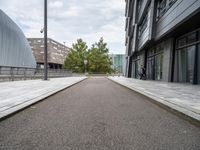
[0,66,72,82]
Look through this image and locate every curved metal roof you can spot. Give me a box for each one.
[0,10,36,68]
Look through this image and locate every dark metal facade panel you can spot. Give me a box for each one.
[156,0,200,40]
[0,10,36,68]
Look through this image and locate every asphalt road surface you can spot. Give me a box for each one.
[0,77,200,150]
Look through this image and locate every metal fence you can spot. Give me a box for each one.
[0,66,72,82]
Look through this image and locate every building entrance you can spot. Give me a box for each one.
[176,46,195,83]
[175,29,200,84]
[147,48,163,80]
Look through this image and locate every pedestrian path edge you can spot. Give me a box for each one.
[107,77,200,122]
[0,77,87,120]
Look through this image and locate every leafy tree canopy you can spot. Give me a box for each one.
[63,39,88,73]
[88,38,113,74]
[63,37,113,74]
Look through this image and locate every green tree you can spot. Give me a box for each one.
[63,39,88,73]
[88,37,113,74]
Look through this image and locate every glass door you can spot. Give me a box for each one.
[177,46,195,83]
[187,46,195,83]
[155,53,163,80]
[198,44,200,84]
[131,61,136,78]
[147,57,154,80]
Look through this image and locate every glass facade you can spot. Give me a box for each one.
[155,53,163,80]
[110,54,125,73]
[198,44,200,84]
[147,56,154,80]
[132,57,140,78]
[147,48,163,80]
[156,0,177,20]
[177,46,195,83]
[175,29,200,84]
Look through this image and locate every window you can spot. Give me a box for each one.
[198,44,200,84]
[147,56,155,80]
[177,32,199,49]
[138,14,148,38]
[155,53,163,80]
[138,0,144,12]
[157,0,167,18]
[175,29,200,84]
[156,0,177,20]
[187,33,196,45]
[168,0,177,6]
[132,56,140,78]
[147,47,163,80]
[176,46,195,83]
[199,31,200,41]
[177,38,186,48]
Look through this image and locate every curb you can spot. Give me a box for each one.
[0,77,88,121]
[107,77,200,123]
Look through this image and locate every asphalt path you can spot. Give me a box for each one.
[0,77,200,150]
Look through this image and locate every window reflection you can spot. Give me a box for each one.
[198,44,200,84]
[156,0,177,20]
[177,46,195,83]
[147,48,163,80]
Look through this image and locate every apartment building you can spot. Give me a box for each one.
[125,0,200,84]
[28,38,70,69]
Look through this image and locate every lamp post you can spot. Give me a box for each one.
[84,60,88,74]
[44,0,48,80]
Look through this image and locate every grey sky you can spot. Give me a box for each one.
[0,0,125,54]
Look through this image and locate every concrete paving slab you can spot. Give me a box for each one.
[0,77,87,119]
[108,76,200,121]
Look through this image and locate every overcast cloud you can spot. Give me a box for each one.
[0,0,125,54]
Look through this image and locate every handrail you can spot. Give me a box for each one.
[0,66,72,82]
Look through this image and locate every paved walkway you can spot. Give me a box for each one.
[0,77,199,150]
[108,76,200,121]
[0,77,87,119]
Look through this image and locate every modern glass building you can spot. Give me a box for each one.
[110,54,125,74]
[0,10,36,69]
[125,0,200,84]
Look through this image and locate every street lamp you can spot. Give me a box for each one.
[44,0,48,80]
[84,59,88,74]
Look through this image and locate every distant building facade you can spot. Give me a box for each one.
[110,54,125,74]
[0,10,36,69]
[27,38,70,69]
[125,0,200,84]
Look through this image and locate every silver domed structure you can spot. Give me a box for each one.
[0,9,36,68]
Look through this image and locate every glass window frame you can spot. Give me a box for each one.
[156,0,177,21]
[198,44,200,84]
[132,57,140,78]
[175,29,200,84]
[147,48,163,80]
